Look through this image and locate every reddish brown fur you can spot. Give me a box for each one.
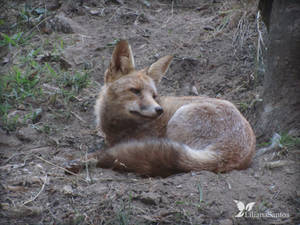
[90,40,256,177]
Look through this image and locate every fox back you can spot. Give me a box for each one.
[93,40,256,177]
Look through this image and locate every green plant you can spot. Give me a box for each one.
[42,124,51,134]
[176,201,186,205]
[197,182,203,207]
[0,113,19,131]
[237,102,250,113]
[117,199,131,225]
[17,3,47,28]
[0,66,41,104]
[280,133,300,149]
[45,62,58,78]
[0,29,89,131]
[58,71,90,94]
[0,32,28,47]
[257,141,271,148]
[0,63,42,131]
[44,62,90,97]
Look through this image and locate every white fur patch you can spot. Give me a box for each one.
[183,144,218,162]
[148,79,157,93]
[128,45,135,68]
[167,104,194,126]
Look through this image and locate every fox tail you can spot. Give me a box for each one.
[95,139,220,177]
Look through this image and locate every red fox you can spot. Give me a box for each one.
[76,40,256,177]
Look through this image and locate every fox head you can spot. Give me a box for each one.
[100,40,173,122]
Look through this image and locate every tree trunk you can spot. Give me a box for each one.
[254,0,300,139]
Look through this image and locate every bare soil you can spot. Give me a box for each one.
[1,1,299,225]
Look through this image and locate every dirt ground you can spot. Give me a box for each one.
[0,0,299,224]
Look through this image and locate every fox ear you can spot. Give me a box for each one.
[147,55,173,84]
[105,40,135,83]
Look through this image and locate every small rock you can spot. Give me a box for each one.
[2,204,42,218]
[62,185,73,195]
[5,185,26,192]
[191,86,199,96]
[137,192,160,205]
[17,104,26,110]
[47,14,73,33]
[45,13,86,34]
[16,126,39,142]
[84,7,103,16]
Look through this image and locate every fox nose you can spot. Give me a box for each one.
[155,107,164,115]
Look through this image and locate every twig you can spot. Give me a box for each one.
[34,155,88,183]
[71,111,87,124]
[233,11,247,48]
[162,0,174,27]
[264,160,290,169]
[256,11,265,62]
[159,211,179,218]
[3,152,24,165]
[255,133,282,158]
[197,181,203,206]
[83,145,92,183]
[23,174,47,205]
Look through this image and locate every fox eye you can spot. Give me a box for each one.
[153,94,157,99]
[130,88,141,95]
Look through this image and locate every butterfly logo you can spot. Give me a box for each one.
[234,200,255,217]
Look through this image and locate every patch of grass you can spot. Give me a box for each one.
[237,102,250,113]
[44,60,90,99]
[15,3,48,29]
[0,35,90,131]
[176,201,186,205]
[0,66,41,103]
[41,124,51,134]
[58,71,90,94]
[118,211,129,225]
[50,109,72,123]
[279,133,300,149]
[116,197,133,225]
[0,64,42,130]
[0,113,19,132]
[196,181,203,208]
[258,132,300,151]
[257,141,271,148]
[0,3,90,132]
[0,32,28,47]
